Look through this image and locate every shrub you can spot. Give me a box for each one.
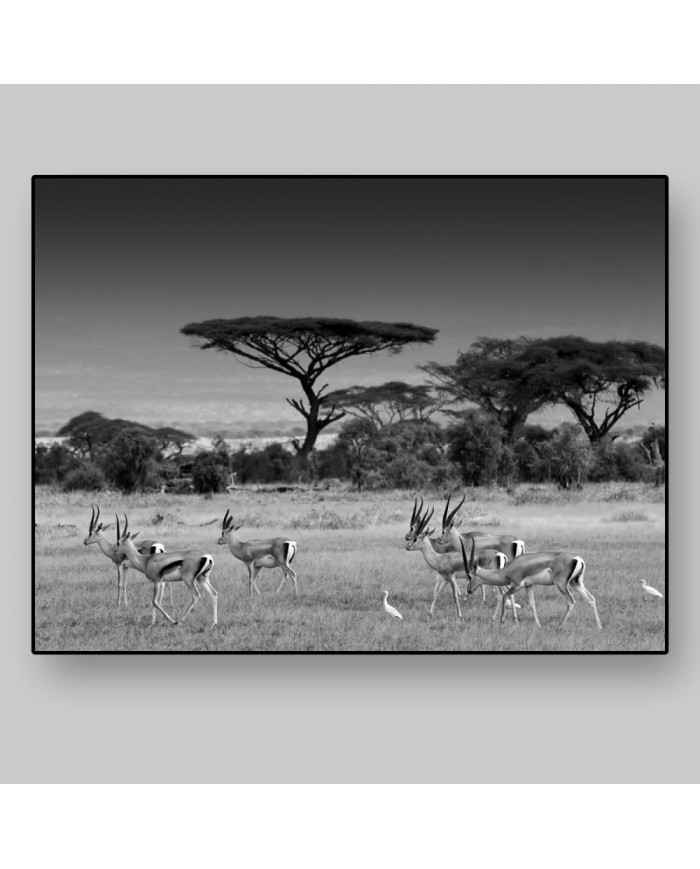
[535,423,594,489]
[191,452,229,494]
[606,511,650,523]
[99,427,161,492]
[61,462,106,492]
[446,411,509,487]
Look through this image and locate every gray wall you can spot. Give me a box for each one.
[5,85,690,783]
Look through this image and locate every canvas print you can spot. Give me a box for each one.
[33,176,667,653]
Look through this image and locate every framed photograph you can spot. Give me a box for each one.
[33,175,667,653]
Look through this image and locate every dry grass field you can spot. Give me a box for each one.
[33,483,666,653]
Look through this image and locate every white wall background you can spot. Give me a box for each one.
[3,85,691,783]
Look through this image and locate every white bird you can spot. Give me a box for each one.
[382,590,403,620]
[640,579,664,599]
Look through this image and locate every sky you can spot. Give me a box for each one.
[34,176,666,436]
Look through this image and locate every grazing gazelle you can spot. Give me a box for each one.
[83,504,165,606]
[459,537,603,630]
[405,495,524,603]
[435,491,525,607]
[217,509,298,596]
[404,497,522,615]
[115,514,218,627]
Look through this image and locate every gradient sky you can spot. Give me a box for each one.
[34,176,666,435]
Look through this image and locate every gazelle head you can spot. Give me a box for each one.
[459,537,479,595]
[83,504,111,546]
[404,503,435,550]
[435,491,465,545]
[218,509,243,545]
[113,513,140,557]
[404,496,425,543]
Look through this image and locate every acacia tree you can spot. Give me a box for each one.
[533,337,666,442]
[180,317,438,458]
[424,335,666,443]
[422,338,554,441]
[324,381,443,428]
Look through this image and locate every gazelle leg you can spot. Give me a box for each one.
[116,563,126,606]
[275,564,298,596]
[198,576,219,626]
[481,585,488,604]
[178,580,201,624]
[152,581,178,625]
[448,575,463,619]
[428,576,446,617]
[559,584,577,628]
[575,581,603,630]
[500,586,519,624]
[492,589,502,621]
[526,585,541,628]
[250,564,263,595]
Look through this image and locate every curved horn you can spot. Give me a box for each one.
[123,513,129,538]
[410,498,418,526]
[445,492,465,529]
[95,505,101,528]
[115,513,121,541]
[418,505,434,535]
[89,504,96,532]
[442,491,452,529]
[223,508,230,530]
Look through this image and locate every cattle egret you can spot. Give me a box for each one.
[640,579,663,599]
[382,591,403,620]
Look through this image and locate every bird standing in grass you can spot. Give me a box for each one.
[382,590,403,620]
[640,579,664,599]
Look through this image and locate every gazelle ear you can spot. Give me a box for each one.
[130,531,140,540]
[233,521,243,531]
[101,522,112,531]
[453,515,464,529]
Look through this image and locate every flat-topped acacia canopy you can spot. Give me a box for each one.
[181,316,439,457]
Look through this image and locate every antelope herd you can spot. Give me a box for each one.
[81,492,607,631]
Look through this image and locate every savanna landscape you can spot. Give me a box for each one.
[33,481,666,653]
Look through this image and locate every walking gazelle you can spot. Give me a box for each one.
[459,537,603,630]
[115,514,218,627]
[83,504,165,606]
[218,509,298,596]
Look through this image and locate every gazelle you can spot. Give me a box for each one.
[83,504,166,606]
[115,514,218,627]
[435,491,525,605]
[459,537,603,630]
[405,504,464,618]
[406,496,522,603]
[436,492,525,562]
[404,500,517,617]
[218,509,298,596]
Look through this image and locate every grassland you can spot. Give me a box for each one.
[33,483,666,653]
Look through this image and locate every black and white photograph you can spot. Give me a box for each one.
[33,175,667,653]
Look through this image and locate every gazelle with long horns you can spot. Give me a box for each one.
[435,491,525,605]
[404,499,517,617]
[459,537,603,630]
[115,514,218,627]
[218,509,298,597]
[405,495,523,604]
[404,503,465,618]
[83,504,165,606]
